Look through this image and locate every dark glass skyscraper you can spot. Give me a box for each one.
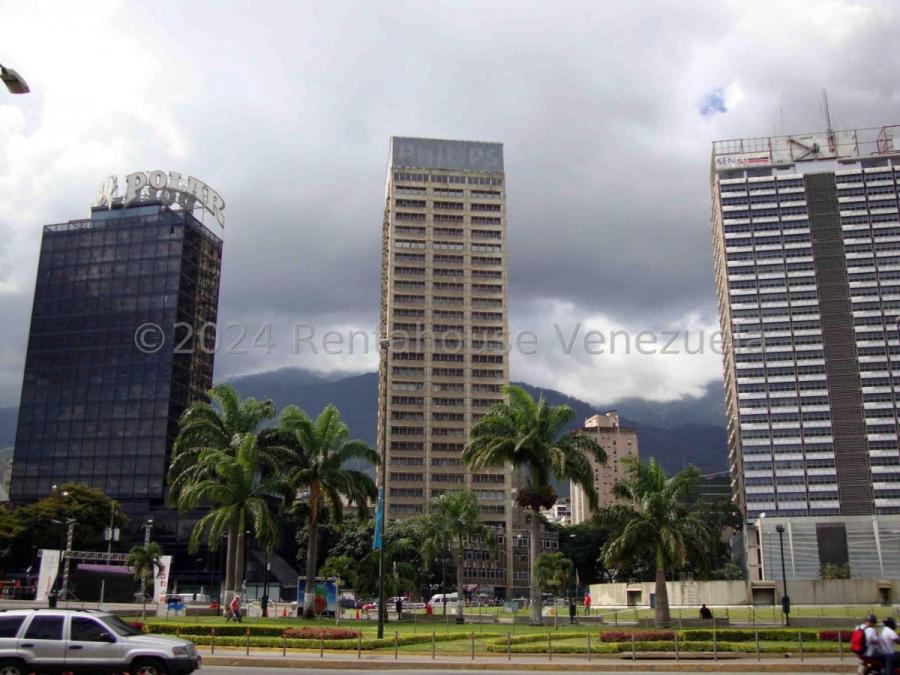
[11,200,222,520]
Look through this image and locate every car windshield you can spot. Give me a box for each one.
[101,614,142,636]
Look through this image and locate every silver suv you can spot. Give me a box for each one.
[0,608,200,675]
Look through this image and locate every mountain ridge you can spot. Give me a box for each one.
[0,369,729,489]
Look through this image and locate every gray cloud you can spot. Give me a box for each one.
[2,0,900,406]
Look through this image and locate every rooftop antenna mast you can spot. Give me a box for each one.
[822,89,835,151]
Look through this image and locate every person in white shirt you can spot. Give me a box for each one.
[861,613,881,675]
[881,617,898,675]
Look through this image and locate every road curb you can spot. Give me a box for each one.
[201,654,857,672]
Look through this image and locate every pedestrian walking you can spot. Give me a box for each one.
[583,592,591,617]
[229,594,242,623]
[395,596,403,620]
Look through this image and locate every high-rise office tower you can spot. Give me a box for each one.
[711,126,900,581]
[378,137,517,595]
[11,173,223,532]
[569,412,639,524]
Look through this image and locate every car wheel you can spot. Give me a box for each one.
[0,662,25,675]
[131,658,168,675]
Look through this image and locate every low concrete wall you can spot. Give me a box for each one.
[590,580,747,607]
[589,578,900,607]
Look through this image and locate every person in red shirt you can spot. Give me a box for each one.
[583,592,591,617]
[228,594,242,623]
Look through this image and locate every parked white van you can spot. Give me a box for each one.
[429,592,458,605]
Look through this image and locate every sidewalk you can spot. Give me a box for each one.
[198,647,860,672]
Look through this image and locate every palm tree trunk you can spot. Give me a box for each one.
[223,520,237,608]
[529,510,542,625]
[233,528,246,598]
[654,544,670,627]
[454,553,465,623]
[303,485,320,619]
[141,571,147,620]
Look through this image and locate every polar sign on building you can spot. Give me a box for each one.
[94,170,225,228]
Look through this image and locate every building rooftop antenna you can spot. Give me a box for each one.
[822,89,835,151]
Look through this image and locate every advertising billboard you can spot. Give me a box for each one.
[296,577,337,616]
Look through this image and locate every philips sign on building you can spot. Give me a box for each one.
[94,170,226,228]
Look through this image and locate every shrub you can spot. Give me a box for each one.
[819,630,854,642]
[281,627,362,640]
[599,630,675,643]
[680,629,819,643]
[129,621,145,633]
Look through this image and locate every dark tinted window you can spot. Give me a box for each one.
[24,616,63,640]
[70,618,110,642]
[0,616,25,638]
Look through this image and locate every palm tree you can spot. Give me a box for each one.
[463,385,606,624]
[419,490,497,622]
[602,457,709,627]
[126,542,163,619]
[275,404,378,619]
[176,433,293,607]
[168,385,278,604]
[535,552,573,628]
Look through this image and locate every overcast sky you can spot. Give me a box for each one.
[2,0,899,408]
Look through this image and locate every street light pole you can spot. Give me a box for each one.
[143,518,154,547]
[776,524,790,626]
[262,554,271,618]
[377,336,390,639]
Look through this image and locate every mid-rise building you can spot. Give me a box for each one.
[11,173,223,533]
[570,411,639,524]
[711,125,900,580]
[539,497,571,526]
[377,137,518,595]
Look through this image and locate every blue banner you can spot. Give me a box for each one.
[373,486,384,550]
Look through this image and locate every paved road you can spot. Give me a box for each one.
[199,668,836,675]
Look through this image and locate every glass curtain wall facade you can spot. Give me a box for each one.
[11,202,222,519]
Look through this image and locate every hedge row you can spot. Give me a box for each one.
[161,631,503,650]
[481,629,823,650]
[144,623,287,637]
[488,640,846,655]
[679,629,821,642]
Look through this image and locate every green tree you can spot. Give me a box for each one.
[125,542,163,619]
[0,483,126,570]
[275,404,378,618]
[169,385,278,602]
[463,385,606,624]
[558,517,615,587]
[535,551,574,626]
[354,525,419,625]
[419,490,496,621]
[176,433,293,606]
[602,457,710,627]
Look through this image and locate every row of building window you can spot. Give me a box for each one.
[395,267,502,281]
[393,173,503,186]
[395,199,502,212]
[726,246,812,262]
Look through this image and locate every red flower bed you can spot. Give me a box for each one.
[129,621,145,632]
[281,627,362,640]
[599,630,675,643]
[819,630,854,642]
